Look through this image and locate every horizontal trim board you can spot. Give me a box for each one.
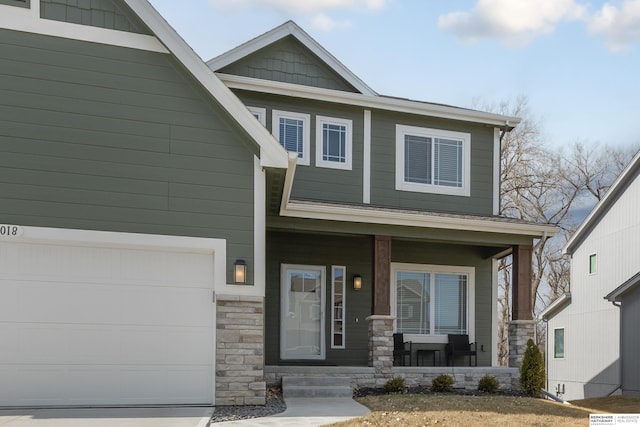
[218,73,520,127]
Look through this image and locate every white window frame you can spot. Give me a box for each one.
[315,116,352,170]
[390,262,475,344]
[272,110,310,166]
[395,124,471,197]
[330,265,346,349]
[588,253,597,275]
[247,106,266,126]
[553,327,565,359]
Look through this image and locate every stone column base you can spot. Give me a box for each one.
[216,295,265,406]
[367,315,395,380]
[508,320,536,368]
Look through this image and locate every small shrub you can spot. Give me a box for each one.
[431,374,454,392]
[478,375,500,393]
[520,338,546,397]
[384,376,406,394]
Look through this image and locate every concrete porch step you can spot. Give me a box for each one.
[282,376,353,398]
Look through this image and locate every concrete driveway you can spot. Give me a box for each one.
[0,406,213,427]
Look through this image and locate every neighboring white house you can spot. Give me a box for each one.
[541,150,640,401]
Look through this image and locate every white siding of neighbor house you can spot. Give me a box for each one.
[547,173,640,401]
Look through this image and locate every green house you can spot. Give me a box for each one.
[0,1,557,407]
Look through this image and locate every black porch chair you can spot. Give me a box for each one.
[446,334,477,366]
[393,333,412,366]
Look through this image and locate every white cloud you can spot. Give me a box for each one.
[438,0,586,46]
[311,13,353,31]
[208,0,387,14]
[589,1,640,51]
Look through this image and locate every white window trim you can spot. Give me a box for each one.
[272,110,310,166]
[553,327,565,359]
[395,124,471,197]
[330,265,346,349]
[315,116,352,170]
[247,106,266,126]
[390,262,475,344]
[588,253,597,275]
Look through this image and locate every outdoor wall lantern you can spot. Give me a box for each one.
[234,259,247,284]
[353,274,362,291]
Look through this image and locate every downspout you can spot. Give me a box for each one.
[608,299,622,394]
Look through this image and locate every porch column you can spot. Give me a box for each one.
[216,295,266,406]
[509,245,536,368]
[368,236,394,382]
[367,315,394,381]
[373,235,391,315]
[512,244,533,320]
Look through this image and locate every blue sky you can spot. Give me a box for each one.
[148,0,640,150]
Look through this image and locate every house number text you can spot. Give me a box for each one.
[0,225,23,237]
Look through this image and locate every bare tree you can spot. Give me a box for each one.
[491,96,638,363]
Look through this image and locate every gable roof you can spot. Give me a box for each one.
[564,150,640,255]
[206,20,377,96]
[605,271,640,303]
[124,0,288,169]
[539,292,572,321]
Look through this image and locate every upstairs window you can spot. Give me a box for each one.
[396,125,470,196]
[316,116,352,170]
[272,110,310,165]
[247,106,266,126]
[589,253,597,275]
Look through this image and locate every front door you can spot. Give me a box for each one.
[280,264,325,360]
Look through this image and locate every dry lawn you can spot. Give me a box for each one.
[330,394,640,427]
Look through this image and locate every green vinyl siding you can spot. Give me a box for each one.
[218,36,358,92]
[40,0,151,34]
[0,29,257,282]
[392,240,494,366]
[371,110,496,215]
[233,90,365,204]
[266,231,373,366]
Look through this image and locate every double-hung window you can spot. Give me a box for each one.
[391,263,474,343]
[395,125,471,196]
[272,110,310,165]
[316,116,352,170]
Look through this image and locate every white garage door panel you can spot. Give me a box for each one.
[0,237,216,406]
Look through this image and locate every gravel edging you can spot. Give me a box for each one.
[208,387,286,425]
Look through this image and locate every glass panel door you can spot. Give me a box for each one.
[281,265,325,360]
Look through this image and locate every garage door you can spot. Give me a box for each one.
[0,227,217,407]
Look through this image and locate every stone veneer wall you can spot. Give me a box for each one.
[215,295,266,406]
[265,366,520,391]
[508,320,537,368]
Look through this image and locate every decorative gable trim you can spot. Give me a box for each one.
[0,0,167,52]
[206,20,376,96]
[123,0,288,170]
